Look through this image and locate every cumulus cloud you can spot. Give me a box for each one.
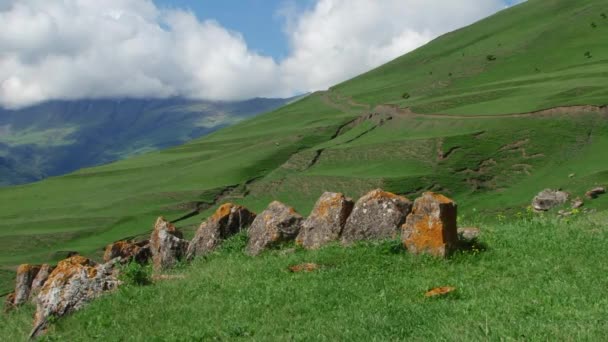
[0,0,517,108]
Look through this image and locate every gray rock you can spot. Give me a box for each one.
[341,189,412,244]
[30,264,55,302]
[150,217,188,271]
[187,203,256,259]
[532,189,569,211]
[296,192,354,249]
[13,264,41,306]
[30,256,121,338]
[457,227,481,242]
[246,201,303,256]
[402,192,458,257]
[585,187,606,199]
[571,198,584,209]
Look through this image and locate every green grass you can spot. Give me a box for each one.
[3,212,608,340]
[0,0,607,303]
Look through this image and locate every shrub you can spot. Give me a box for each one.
[591,22,597,28]
[402,92,411,99]
[486,55,497,61]
[584,51,592,59]
[120,262,152,286]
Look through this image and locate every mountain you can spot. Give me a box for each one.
[0,97,295,186]
[1,1,608,334]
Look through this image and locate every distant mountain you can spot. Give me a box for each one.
[0,97,297,186]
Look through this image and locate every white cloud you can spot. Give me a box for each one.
[0,0,515,108]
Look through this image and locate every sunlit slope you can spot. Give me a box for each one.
[1,0,607,293]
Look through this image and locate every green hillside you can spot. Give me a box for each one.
[1,0,607,302]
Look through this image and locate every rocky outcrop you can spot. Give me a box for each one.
[246,201,303,256]
[585,186,606,199]
[187,203,256,259]
[30,264,55,301]
[341,189,412,244]
[402,192,458,257]
[103,240,151,264]
[296,192,354,249]
[30,256,120,338]
[532,189,569,211]
[13,264,42,306]
[150,217,188,271]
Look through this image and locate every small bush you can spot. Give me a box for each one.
[402,92,411,99]
[601,13,607,19]
[584,51,592,59]
[120,262,152,286]
[486,55,497,61]
[591,22,597,28]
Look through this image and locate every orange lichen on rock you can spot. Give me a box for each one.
[246,201,303,256]
[402,192,458,257]
[288,263,320,273]
[296,192,353,249]
[425,286,456,298]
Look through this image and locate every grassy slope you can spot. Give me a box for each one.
[0,0,607,301]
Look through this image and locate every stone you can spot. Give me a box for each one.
[532,189,569,211]
[150,217,188,271]
[288,263,320,273]
[585,187,606,199]
[3,292,15,313]
[30,256,120,338]
[571,198,584,209]
[30,264,55,301]
[457,227,480,242]
[13,264,42,306]
[341,189,412,244]
[296,192,354,249]
[425,286,456,298]
[187,203,256,259]
[103,240,151,264]
[246,201,303,256]
[402,192,458,257]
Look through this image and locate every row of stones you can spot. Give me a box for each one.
[6,189,470,338]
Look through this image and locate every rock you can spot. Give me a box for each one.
[246,201,303,256]
[3,292,15,313]
[30,256,120,338]
[288,263,320,273]
[187,203,256,259]
[30,264,55,301]
[402,192,458,257]
[585,187,606,199]
[13,264,42,306]
[571,198,584,209]
[457,227,480,242]
[103,240,151,264]
[296,192,354,249]
[425,286,456,298]
[341,189,412,244]
[532,189,569,211]
[150,217,188,271]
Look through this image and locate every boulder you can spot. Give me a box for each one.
[457,227,480,242]
[246,201,303,256]
[585,186,606,199]
[150,217,188,271]
[187,203,256,259]
[571,198,584,209]
[13,264,42,306]
[30,264,55,301]
[103,240,151,264]
[532,189,569,211]
[402,192,458,257]
[341,189,412,244]
[30,256,120,338]
[296,192,354,249]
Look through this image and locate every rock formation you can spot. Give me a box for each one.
[402,192,458,257]
[30,264,55,301]
[341,189,412,244]
[246,201,303,256]
[104,240,151,264]
[187,203,256,259]
[150,217,188,271]
[30,256,120,338]
[296,192,354,249]
[532,189,569,211]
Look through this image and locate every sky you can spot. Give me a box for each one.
[0,0,524,109]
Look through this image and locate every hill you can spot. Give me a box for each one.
[0,97,293,186]
[0,0,607,312]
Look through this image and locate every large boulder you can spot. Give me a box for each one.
[30,264,55,301]
[187,203,256,259]
[150,217,188,271]
[532,189,569,211]
[103,240,151,264]
[30,256,120,338]
[246,201,303,256]
[296,192,354,249]
[13,264,42,306]
[585,186,606,199]
[341,189,412,244]
[402,192,458,257]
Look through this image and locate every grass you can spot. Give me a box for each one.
[2,212,608,340]
[0,0,607,303]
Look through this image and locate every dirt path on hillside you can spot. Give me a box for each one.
[319,90,608,119]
